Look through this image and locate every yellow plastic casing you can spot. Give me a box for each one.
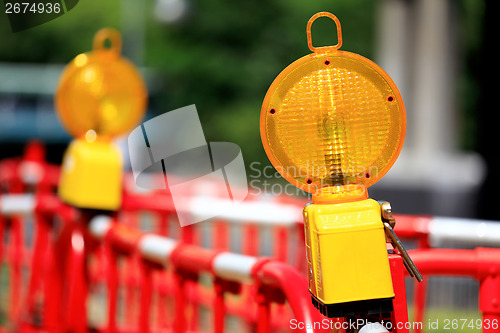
[58,138,123,210]
[303,198,394,305]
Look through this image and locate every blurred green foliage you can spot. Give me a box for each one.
[0,0,121,62]
[457,0,484,151]
[0,0,484,170]
[146,0,377,169]
[0,0,378,170]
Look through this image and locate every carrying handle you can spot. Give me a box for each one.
[307,12,342,53]
[93,27,122,55]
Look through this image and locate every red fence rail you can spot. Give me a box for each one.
[0,142,499,333]
[0,192,330,333]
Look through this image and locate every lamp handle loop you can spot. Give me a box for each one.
[307,12,342,53]
[93,28,122,55]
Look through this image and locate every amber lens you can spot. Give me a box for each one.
[56,51,147,139]
[261,53,405,194]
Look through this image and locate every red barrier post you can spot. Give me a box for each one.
[255,287,271,333]
[213,278,241,333]
[392,214,431,331]
[25,207,51,326]
[139,263,154,333]
[273,226,288,262]
[389,253,410,333]
[106,250,119,333]
[64,227,89,333]
[477,249,500,333]
[213,221,229,250]
[243,224,258,256]
[8,216,23,323]
[252,259,328,333]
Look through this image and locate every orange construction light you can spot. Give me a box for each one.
[261,12,405,203]
[56,28,147,210]
[261,12,419,318]
[56,28,147,141]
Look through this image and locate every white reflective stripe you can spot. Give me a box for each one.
[88,215,112,239]
[19,161,43,184]
[430,217,500,247]
[359,323,389,333]
[189,196,301,225]
[212,252,258,283]
[0,194,35,215]
[138,234,177,265]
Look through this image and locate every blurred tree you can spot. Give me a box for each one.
[145,0,377,168]
[0,0,377,170]
[0,0,121,62]
[457,0,484,151]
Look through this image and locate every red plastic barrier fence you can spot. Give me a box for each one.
[0,192,332,333]
[409,248,500,333]
[1,141,500,333]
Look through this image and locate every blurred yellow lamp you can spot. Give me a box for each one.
[261,12,406,317]
[56,28,147,210]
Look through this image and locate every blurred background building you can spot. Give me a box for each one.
[0,0,494,220]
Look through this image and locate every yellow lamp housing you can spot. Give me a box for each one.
[56,28,147,211]
[304,199,394,317]
[58,139,123,210]
[260,13,407,317]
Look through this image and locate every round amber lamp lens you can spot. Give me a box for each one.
[261,53,406,195]
[55,29,147,139]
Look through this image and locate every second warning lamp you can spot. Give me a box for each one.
[56,28,147,210]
